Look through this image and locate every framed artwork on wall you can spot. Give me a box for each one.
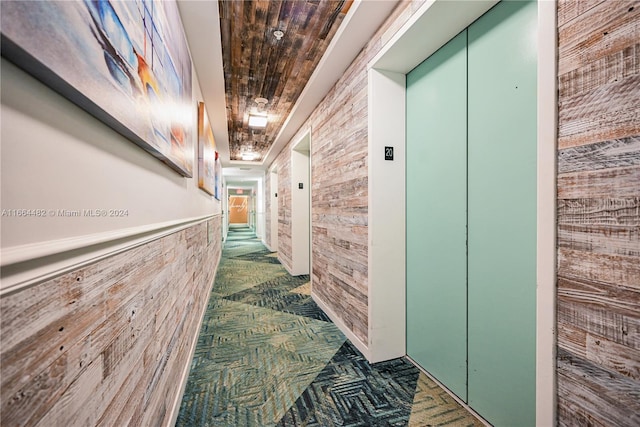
[1,0,194,176]
[197,102,216,196]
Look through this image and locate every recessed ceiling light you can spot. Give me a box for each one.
[248,114,268,128]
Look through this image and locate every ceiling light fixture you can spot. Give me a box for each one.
[248,114,268,128]
[242,152,258,161]
[249,97,269,128]
[273,30,284,41]
[254,97,269,113]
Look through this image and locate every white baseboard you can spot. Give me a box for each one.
[279,256,298,277]
[263,239,275,252]
[312,291,371,361]
[283,263,309,277]
[281,259,293,276]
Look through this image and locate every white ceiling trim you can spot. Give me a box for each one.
[369,0,498,74]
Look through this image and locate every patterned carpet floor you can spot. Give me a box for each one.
[176,227,483,427]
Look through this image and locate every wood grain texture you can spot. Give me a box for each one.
[270,151,293,272]
[558,136,640,173]
[557,0,606,28]
[557,196,639,258]
[558,0,639,75]
[0,218,222,426]
[558,322,640,382]
[557,1,640,423]
[558,43,639,100]
[557,0,640,149]
[218,0,351,161]
[265,0,413,345]
[558,223,640,257]
[558,248,640,289]
[558,75,640,148]
[557,348,640,427]
[558,197,639,225]
[558,276,639,333]
[306,57,370,344]
[557,165,640,199]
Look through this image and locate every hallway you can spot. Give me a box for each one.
[1,0,638,425]
[175,227,483,426]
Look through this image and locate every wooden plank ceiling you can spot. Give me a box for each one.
[219,0,352,162]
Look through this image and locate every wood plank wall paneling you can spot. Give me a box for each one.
[0,218,222,426]
[557,0,640,425]
[272,152,293,272]
[267,1,414,345]
[558,0,640,148]
[218,0,350,161]
[280,155,293,271]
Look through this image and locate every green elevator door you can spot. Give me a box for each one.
[406,29,468,401]
[406,1,537,425]
[467,2,537,425]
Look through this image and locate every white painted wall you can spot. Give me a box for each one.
[250,190,256,229]
[222,177,229,241]
[269,170,279,252]
[255,175,266,240]
[290,132,310,276]
[367,69,407,363]
[1,57,221,292]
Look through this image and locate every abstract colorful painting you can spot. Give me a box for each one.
[197,102,216,196]
[1,0,194,176]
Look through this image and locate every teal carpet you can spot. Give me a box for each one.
[176,228,483,426]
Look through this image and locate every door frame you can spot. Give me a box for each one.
[228,194,249,225]
[366,0,557,424]
[290,128,311,276]
[269,169,279,253]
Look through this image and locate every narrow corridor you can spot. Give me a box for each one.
[176,227,483,426]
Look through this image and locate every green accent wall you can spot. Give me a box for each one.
[406,1,537,425]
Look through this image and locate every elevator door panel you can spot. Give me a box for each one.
[467,1,537,425]
[406,30,468,401]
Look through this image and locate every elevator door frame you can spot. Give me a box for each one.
[366,0,557,424]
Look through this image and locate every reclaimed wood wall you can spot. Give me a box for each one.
[218,0,350,161]
[271,152,293,272]
[280,155,293,271]
[307,53,371,344]
[0,217,222,426]
[557,0,640,425]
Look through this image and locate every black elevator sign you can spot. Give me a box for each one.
[385,146,394,161]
